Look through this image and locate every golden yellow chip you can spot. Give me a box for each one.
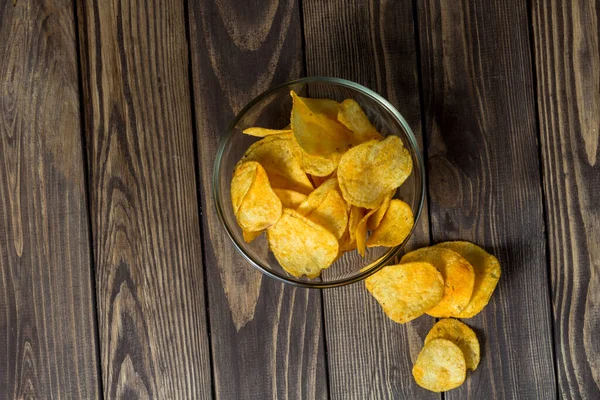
[401,247,475,317]
[297,178,348,239]
[338,227,357,253]
[435,241,501,318]
[240,133,313,195]
[367,200,414,248]
[337,135,413,208]
[367,190,395,231]
[425,318,480,371]
[242,127,292,137]
[337,99,384,142]
[267,209,339,278]
[234,162,282,232]
[356,208,377,257]
[412,338,466,392]
[273,189,307,210]
[230,161,258,215]
[309,173,331,188]
[365,262,445,323]
[290,91,354,168]
[242,229,262,243]
[348,206,365,243]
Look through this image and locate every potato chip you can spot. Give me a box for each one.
[338,227,357,253]
[242,229,262,243]
[297,178,348,239]
[240,133,313,195]
[365,262,445,323]
[425,318,480,371]
[231,161,258,215]
[337,99,384,142]
[401,247,475,317]
[348,206,365,243]
[290,91,354,168]
[267,209,339,278]
[412,338,466,392]
[234,162,282,231]
[337,135,413,208]
[243,127,292,137]
[435,241,501,318]
[356,208,377,257]
[367,190,395,231]
[309,173,331,188]
[367,200,414,248]
[273,189,307,210]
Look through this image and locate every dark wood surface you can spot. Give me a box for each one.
[1,0,598,398]
[77,0,212,397]
[0,0,100,398]
[532,0,600,398]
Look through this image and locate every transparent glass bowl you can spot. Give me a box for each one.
[213,77,425,288]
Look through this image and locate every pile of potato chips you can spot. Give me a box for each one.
[230,91,415,278]
[365,241,501,392]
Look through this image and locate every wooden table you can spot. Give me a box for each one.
[1,0,598,398]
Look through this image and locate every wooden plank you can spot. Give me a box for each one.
[531,0,600,397]
[0,0,100,398]
[186,1,328,398]
[416,0,557,397]
[76,0,213,397]
[301,1,436,398]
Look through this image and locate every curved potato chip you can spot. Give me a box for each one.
[337,99,384,142]
[291,91,354,162]
[273,189,307,210]
[366,200,414,248]
[338,227,357,253]
[435,241,501,318]
[412,338,466,392]
[348,206,365,243]
[235,162,282,231]
[309,173,332,188]
[297,178,348,239]
[425,318,480,371]
[337,136,413,208]
[401,247,475,317]
[367,190,395,231]
[356,208,377,257]
[242,229,262,243]
[240,133,313,195]
[267,209,339,278]
[300,150,339,176]
[231,161,258,215]
[365,262,445,324]
[243,127,292,137]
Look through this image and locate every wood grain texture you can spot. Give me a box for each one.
[532,0,600,397]
[0,0,100,398]
[187,0,327,399]
[77,0,212,397]
[302,1,436,398]
[417,0,556,398]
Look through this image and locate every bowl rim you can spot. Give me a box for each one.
[213,76,426,289]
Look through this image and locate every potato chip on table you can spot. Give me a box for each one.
[231,161,282,232]
[337,135,413,209]
[367,199,414,248]
[365,262,445,323]
[412,338,467,392]
[435,241,501,318]
[267,209,339,278]
[401,247,475,317]
[425,318,480,371]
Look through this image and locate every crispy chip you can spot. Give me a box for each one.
[297,178,348,239]
[234,162,282,231]
[367,190,395,231]
[338,227,357,253]
[309,173,331,188]
[231,161,258,215]
[337,136,413,208]
[267,209,339,278]
[242,229,262,243]
[240,133,313,195]
[401,247,475,317]
[425,319,480,371]
[290,91,354,167]
[356,208,377,257]
[243,127,292,137]
[435,241,501,318]
[348,206,365,243]
[273,189,307,210]
[365,262,445,323]
[367,200,414,248]
[412,338,466,392]
[337,99,384,142]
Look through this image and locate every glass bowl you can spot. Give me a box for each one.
[213,77,425,288]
